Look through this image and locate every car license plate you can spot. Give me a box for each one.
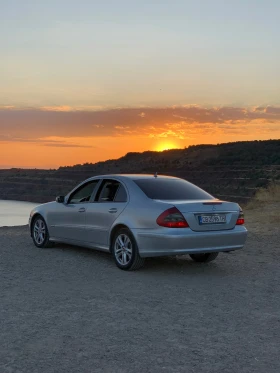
[198,214,226,225]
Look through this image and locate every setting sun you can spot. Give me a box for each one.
[155,142,179,152]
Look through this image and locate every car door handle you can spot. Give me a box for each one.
[78,208,86,213]
[109,208,118,213]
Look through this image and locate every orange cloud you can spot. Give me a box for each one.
[0,105,280,168]
[40,105,106,112]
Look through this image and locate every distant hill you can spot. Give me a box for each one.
[0,139,279,205]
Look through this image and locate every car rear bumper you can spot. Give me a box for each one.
[131,226,248,258]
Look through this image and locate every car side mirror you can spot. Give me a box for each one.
[56,196,65,203]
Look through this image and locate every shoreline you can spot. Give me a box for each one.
[0,224,29,229]
[0,199,41,205]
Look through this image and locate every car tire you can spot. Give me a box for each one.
[32,215,54,249]
[189,252,219,263]
[112,228,145,271]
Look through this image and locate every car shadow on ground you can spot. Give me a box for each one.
[51,242,231,276]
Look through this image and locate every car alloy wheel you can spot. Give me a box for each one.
[32,215,54,248]
[33,218,46,245]
[114,233,133,266]
[112,228,145,270]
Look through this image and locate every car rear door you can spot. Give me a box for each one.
[84,179,129,248]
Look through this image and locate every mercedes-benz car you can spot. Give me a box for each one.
[29,174,247,270]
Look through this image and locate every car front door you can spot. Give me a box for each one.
[51,180,100,241]
[84,179,128,249]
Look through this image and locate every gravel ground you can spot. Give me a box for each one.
[0,224,279,373]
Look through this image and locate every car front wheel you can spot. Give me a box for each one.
[32,215,54,248]
[112,228,145,271]
[189,252,219,263]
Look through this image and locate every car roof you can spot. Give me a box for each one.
[91,174,179,180]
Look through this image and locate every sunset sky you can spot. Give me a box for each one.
[1,0,280,168]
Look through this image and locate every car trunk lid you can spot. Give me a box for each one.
[155,199,239,231]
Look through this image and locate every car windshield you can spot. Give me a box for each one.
[134,178,214,200]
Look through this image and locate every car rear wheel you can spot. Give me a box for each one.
[189,252,219,263]
[112,228,145,271]
[32,215,54,248]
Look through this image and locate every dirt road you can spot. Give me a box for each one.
[0,223,279,373]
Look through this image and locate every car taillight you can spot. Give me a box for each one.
[236,211,245,225]
[156,207,189,228]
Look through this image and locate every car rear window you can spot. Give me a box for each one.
[134,178,214,200]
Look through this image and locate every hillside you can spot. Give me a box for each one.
[0,139,279,204]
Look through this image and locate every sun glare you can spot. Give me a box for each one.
[155,142,178,152]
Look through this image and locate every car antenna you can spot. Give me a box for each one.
[154,172,158,178]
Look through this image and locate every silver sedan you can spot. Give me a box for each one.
[29,174,247,270]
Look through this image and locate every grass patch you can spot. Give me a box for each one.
[246,182,280,209]
[245,182,280,234]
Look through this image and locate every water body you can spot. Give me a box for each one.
[0,200,40,227]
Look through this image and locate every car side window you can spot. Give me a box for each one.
[114,184,128,202]
[96,180,127,203]
[68,180,99,204]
